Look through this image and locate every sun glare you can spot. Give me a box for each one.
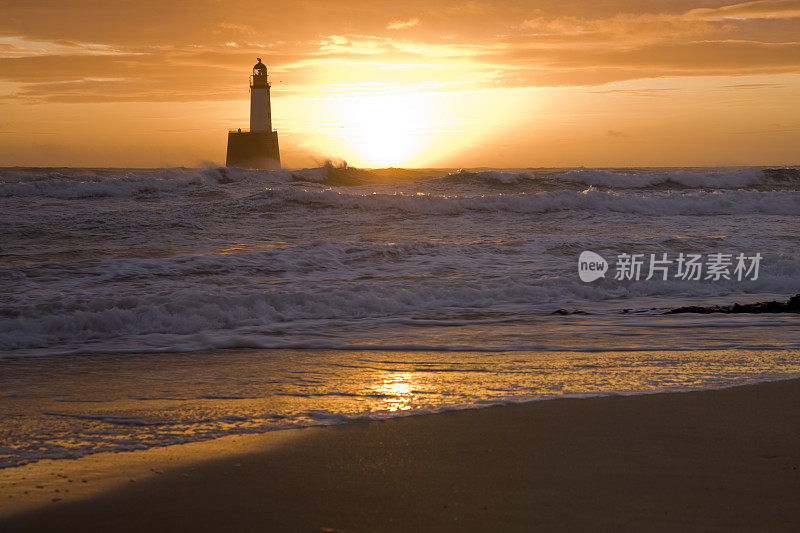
[279,86,538,168]
[335,93,431,167]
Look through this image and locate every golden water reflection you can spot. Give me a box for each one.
[371,371,419,412]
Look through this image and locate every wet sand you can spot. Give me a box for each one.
[2,378,799,532]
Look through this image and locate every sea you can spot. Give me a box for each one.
[1,164,799,467]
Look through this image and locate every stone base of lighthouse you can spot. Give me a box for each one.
[226,130,281,169]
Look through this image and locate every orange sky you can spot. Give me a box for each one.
[1,0,799,168]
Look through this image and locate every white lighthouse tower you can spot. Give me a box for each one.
[226,58,280,169]
[249,58,272,132]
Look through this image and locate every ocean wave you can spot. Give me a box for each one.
[438,167,794,189]
[437,169,534,185]
[4,166,796,201]
[253,187,800,216]
[0,169,205,199]
[0,240,499,284]
[0,166,296,199]
[553,168,766,188]
[0,164,430,200]
[5,333,800,358]
[2,265,799,354]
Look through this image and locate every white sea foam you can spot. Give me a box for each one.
[2,261,799,353]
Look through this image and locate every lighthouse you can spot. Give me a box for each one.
[226,58,281,169]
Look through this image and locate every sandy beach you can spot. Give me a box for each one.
[2,377,799,532]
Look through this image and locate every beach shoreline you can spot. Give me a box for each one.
[2,377,799,532]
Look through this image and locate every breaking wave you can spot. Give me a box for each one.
[2,243,799,354]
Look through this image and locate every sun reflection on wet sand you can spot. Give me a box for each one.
[371,371,418,412]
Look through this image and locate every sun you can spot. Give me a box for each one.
[337,92,430,167]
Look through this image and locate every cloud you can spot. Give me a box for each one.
[687,0,800,21]
[521,13,722,42]
[721,82,785,88]
[520,1,800,45]
[2,0,800,104]
[588,88,680,96]
[0,36,123,58]
[387,18,420,30]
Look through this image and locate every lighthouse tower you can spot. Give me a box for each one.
[249,59,271,132]
[226,58,281,169]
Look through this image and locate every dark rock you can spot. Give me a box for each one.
[665,294,800,314]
